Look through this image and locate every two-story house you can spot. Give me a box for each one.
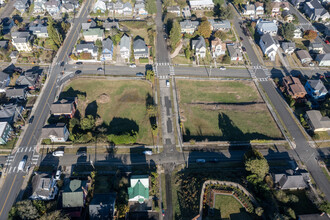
[255,2,264,16]
[120,34,130,59]
[135,2,147,15]
[34,0,47,13]
[62,179,88,217]
[293,27,303,38]
[305,79,328,100]
[315,53,330,66]
[242,3,255,17]
[192,36,206,58]
[83,28,104,42]
[227,43,243,61]
[1,18,14,35]
[30,174,58,200]
[259,33,279,61]
[309,42,324,54]
[45,0,61,15]
[180,20,200,34]
[14,0,29,14]
[133,38,148,59]
[282,76,307,99]
[93,0,107,13]
[0,104,23,124]
[0,71,10,91]
[101,38,114,61]
[122,2,133,15]
[16,69,40,90]
[50,98,77,118]
[208,19,231,32]
[29,23,48,38]
[303,0,330,21]
[11,31,32,52]
[256,20,278,36]
[41,123,70,142]
[211,38,226,58]
[76,43,98,58]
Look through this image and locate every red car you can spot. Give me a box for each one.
[325,40,330,44]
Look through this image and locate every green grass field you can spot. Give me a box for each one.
[177,80,283,142]
[61,79,154,145]
[213,194,251,220]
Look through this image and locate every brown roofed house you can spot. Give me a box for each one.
[50,97,77,118]
[282,76,307,99]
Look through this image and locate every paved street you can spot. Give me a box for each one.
[0,1,94,219]
[232,8,330,201]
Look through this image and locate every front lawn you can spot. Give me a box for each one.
[213,194,251,220]
[177,80,283,142]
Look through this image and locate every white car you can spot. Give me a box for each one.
[55,170,61,180]
[129,64,136,68]
[166,80,170,87]
[143,151,153,156]
[52,151,64,157]
[18,156,27,171]
[219,66,226,70]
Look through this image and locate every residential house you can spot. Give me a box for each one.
[255,2,264,16]
[211,38,226,57]
[280,2,290,11]
[120,34,130,59]
[50,98,77,118]
[189,0,214,10]
[306,110,330,132]
[0,122,12,144]
[101,38,113,61]
[29,23,48,38]
[282,10,294,23]
[309,42,324,54]
[293,27,303,38]
[273,170,309,190]
[305,79,328,100]
[298,214,330,220]
[182,6,191,18]
[112,1,125,14]
[282,76,307,99]
[303,0,330,21]
[45,0,61,15]
[271,2,281,16]
[167,6,180,16]
[16,70,39,89]
[192,36,206,58]
[14,0,29,13]
[208,19,231,31]
[103,19,119,31]
[93,0,107,13]
[89,193,116,220]
[11,32,32,52]
[62,179,88,217]
[0,41,8,49]
[61,3,75,13]
[291,0,306,8]
[76,43,98,58]
[0,104,23,124]
[315,53,330,66]
[180,20,199,34]
[128,175,149,203]
[133,38,148,59]
[9,51,19,61]
[256,20,278,36]
[34,0,47,14]
[83,28,104,42]
[227,44,243,61]
[5,87,27,100]
[41,123,70,142]
[0,71,10,91]
[296,50,313,64]
[135,2,147,15]
[281,41,296,54]
[259,33,279,61]
[82,19,97,31]
[1,18,14,35]
[243,3,255,16]
[30,174,58,200]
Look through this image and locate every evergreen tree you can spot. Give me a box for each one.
[47,18,63,49]
[169,20,181,50]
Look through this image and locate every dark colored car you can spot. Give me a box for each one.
[76,147,87,156]
[240,37,244,41]
[29,116,34,124]
[97,67,103,71]
[75,70,82,74]
[60,61,65,67]
[136,72,144,77]
[76,62,83,65]
[242,46,246,52]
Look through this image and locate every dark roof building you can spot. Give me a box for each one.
[89,193,116,220]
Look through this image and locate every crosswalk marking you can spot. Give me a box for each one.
[13,167,16,173]
[258,77,269,82]
[8,167,12,173]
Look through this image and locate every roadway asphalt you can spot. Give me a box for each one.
[232,7,330,201]
[0,1,94,219]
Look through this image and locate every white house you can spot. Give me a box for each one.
[189,0,214,10]
[255,2,264,16]
[256,20,278,36]
[44,0,61,15]
[120,34,130,59]
[11,32,32,52]
[293,27,303,38]
[259,33,279,61]
[93,0,107,13]
[40,123,70,142]
[30,174,58,200]
[211,38,226,57]
[192,36,206,58]
[76,43,98,58]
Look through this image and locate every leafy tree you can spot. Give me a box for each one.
[39,211,70,220]
[215,30,227,41]
[286,208,296,219]
[146,70,155,82]
[15,200,40,220]
[303,30,318,41]
[280,23,295,41]
[169,20,181,50]
[274,190,290,203]
[146,0,157,14]
[255,207,264,216]
[213,0,224,5]
[244,149,269,180]
[265,0,272,15]
[47,18,63,49]
[197,18,212,39]
[184,46,191,59]
[80,115,95,131]
[232,0,244,6]
[292,14,299,24]
[95,39,103,53]
[107,132,137,145]
[69,117,80,131]
[320,97,330,117]
[218,6,233,20]
[319,201,330,214]
[112,33,122,45]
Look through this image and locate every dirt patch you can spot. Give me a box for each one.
[119,90,144,102]
[97,93,110,104]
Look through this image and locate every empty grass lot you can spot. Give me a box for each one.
[61,79,154,145]
[212,194,251,220]
[177,80,283,142]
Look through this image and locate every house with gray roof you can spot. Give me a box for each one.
[0,41,8,49]
[259,33,279,61]
[298,214,330,220]
[134,2,147,15]
[256,20,278,36]
[189,0,214,10]
[305,79,328,100]
[133,38,148,59]
[192,36,206,58]
[29,23,48,38]
[291,0,305,8]
[0,122,12,144]
[102,38,113,61]
[30,173,58,200]
[16,70,40,90]
[315,53,330,66]
[5,87,26,100]
[61,3,74,13]
[45,0,61,15]
[103,19,119,31]
[303,0,330,21]
[242,3,255,16]
[76,43,98,58]
[94,0,106,13]
[273,170,309,190]
[120,34,130,59]
[208,19,231,31]
[89,193,116,220]
[306,110,330,132]
[122,2,133,15]
[1,18,14,35]
[281,41,296,54]
[296,50,313,64]
[11,31,32,52]
[227,43,243,61]
[180,20,200,34]
[0,71,10,91]
[34,0,47,13]
[182,6,191,18]
[41,123,70,142]
[0,104,23,124]
[14,0,29,13]
[309,42,324,54]
[167,6,180,16]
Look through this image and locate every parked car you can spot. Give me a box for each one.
[60,61,65,67]
[76,62,83,65]
[76,149,87,157]
[242,46,246,52]
[52,151,64,157]
[219,66,226,70]
[166,80,170,87]
[29,116,34,124]
[240,37,244,41]
[129,64,136,68]
[143,151,153,155]
[97,67,103,71]
[136,72,144,77]
[75,70,82,74]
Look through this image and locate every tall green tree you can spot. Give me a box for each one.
[169,20,181,50]
[146,0,157,14]
[80,115,95,131]
[47,18,63,49]
[280,23,295,41]
[218,5,233,19]
[244,149,269,180]
[197,17,212,39]
[14,200,40,220]
[265,0,272,15]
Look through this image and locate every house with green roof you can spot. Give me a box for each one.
[62,179,88,208]
[83,28,104,42]
[128,175,149,204]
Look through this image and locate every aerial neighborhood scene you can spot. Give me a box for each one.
[0,0,330,219]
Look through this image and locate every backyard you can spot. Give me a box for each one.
[177,80,283,142]
[61,79,155,145]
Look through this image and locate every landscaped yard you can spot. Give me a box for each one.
[213,194,251,220]
[61,79,155,145]
[177,80,283,142]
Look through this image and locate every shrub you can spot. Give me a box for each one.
[41,139,52,145]
[139,57,149,63]
[107,132,138,145]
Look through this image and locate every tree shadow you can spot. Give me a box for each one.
[108,117,139,135]
[59,87,86,99]
[85,100,98,118]
[213,4,221,17]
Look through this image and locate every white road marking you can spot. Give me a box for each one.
[29,147,32,152]
[8,167,12,173]
[13,167,16,173]
[25,147,28,152]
